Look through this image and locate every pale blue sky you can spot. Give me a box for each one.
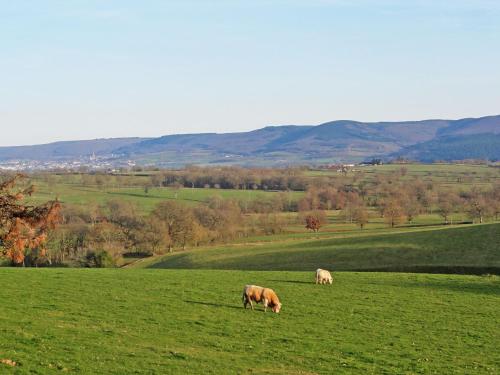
[1,0,499,146]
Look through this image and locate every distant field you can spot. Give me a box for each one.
[22,163,499,211]
[0,269,498,374]
[138,223,500,274]
[307,162,498,175]
[28,183,303,213]
[308,163,500,189]
[360,163,496,175]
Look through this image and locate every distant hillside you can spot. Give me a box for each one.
[116,115,500,164]
[115,120,451,160]
[0,115,498,165]
[437,115,500,137]
[392,134,500,162]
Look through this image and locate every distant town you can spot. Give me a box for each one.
[0,155,136,172]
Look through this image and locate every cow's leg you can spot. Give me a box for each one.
[249,299,253,310]
[263,298,268,312]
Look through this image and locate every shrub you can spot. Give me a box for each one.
[83,250,116,268]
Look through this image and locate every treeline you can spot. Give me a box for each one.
[46,197,292,267]
[152,166,309,190]
[34,166,311,191]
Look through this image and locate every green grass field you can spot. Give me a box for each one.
[135,223,500,274]
[28,182,303,213]
[2,165,499,373]
[0,269,498,374]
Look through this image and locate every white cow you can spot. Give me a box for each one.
[316,268,333,284]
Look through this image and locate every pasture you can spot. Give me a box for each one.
[27,181,302,213]
[136,223,500,274]
[0,269,498,374]
[309,163,500,189]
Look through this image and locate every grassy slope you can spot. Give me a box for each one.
[139,223,500,274]
[0,269,498,374]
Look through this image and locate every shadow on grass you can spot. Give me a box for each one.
[106,191,204,203]
[368,278,500,296]
[399,222,473,229]
[352,266,500,276]
[184,300,242,310]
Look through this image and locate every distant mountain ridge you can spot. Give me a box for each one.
[1,115,498,166]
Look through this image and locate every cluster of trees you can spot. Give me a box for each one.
[297,174,500,229]
[45,195,294,267]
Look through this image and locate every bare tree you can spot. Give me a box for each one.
[466,190,489,224]
[437,191,460,224]
[352,206,369,229]
[153,201,196,251]
[383,199,404,228]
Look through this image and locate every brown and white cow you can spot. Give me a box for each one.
[242,285,282,313]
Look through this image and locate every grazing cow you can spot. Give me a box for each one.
[242,285,282,313]
[316,268,333,284]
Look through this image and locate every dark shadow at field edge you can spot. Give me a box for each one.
[184,300,242,310]
[365,278,499,296]
[106,191,204,203]
[350,266,500,276]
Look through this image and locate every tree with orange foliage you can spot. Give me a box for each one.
[303,210,327,232]
[0,175,61,266]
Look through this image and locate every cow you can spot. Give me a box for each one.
[242,285,282,313]
[316,268,333,284]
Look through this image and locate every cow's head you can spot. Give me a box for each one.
[272,302,282,313]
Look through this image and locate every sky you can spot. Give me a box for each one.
[1,0,499,146]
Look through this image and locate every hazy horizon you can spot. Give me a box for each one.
[2,1,499,146]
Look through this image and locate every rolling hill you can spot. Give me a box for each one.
[136,223,500,275]
[1,115,498,166]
